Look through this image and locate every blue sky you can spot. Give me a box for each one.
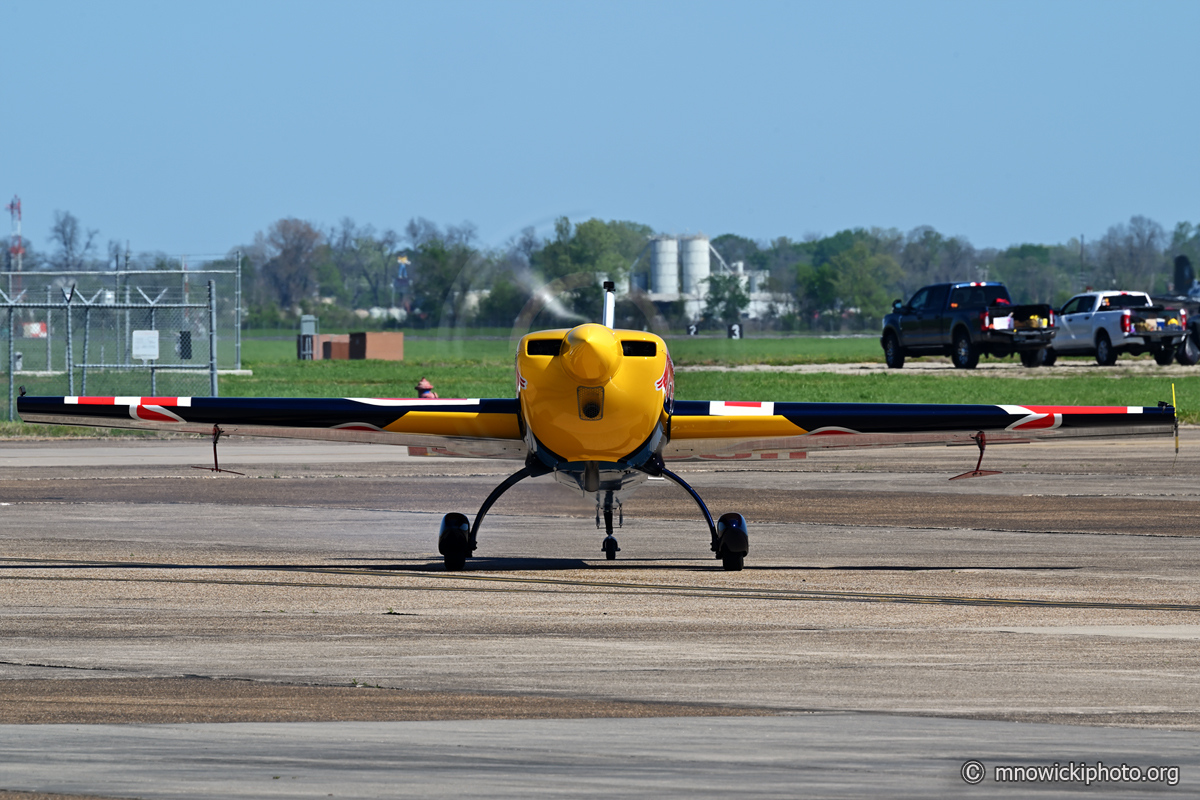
[3,0,1197,257]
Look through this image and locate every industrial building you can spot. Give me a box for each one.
[637,235,773,321]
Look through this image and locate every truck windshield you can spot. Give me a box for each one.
[1099,294,1150,309]
[949,285,1010,309]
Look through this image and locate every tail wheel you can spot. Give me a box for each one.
[1095,333,1117,366]
[883,332,905,369]
[721,552,744,571]
[601,535,620,561]
[952,332,979,369]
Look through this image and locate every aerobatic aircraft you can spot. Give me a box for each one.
[18,283,1175,571]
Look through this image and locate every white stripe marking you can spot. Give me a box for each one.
[346,398,481,407]
[708,401,775,416]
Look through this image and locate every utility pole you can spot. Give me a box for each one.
[1080,235,1086,293]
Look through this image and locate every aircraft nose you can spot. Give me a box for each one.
[561,323,623,385]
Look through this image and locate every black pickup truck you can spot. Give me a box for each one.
[880,282,1057,369]
[1148,254,1200,365]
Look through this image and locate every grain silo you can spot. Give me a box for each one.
[680,236,711,295]
[650,237,679,296]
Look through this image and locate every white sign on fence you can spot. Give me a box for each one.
[132,330,160,361]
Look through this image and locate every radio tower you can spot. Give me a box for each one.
[5,195,24,273]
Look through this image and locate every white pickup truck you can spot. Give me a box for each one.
[1050,291,1189,366]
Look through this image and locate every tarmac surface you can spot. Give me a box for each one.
[1,431,1199,797]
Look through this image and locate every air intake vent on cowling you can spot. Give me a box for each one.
[527,339,563,356]
[577,386,604,421]
[621,340,656,356]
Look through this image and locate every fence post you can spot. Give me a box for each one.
[7,307,13,422]
[235,250,242,371]
[45,287,52,372]
[65,290,74,396]
[81,307,91,395]
[208,280,218,397]
[149,305,155,396]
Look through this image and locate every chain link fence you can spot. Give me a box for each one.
[2,264,241,366]
[2,277,226,421]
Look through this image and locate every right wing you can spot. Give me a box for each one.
[17,395,527,460]
[663,400,1174,461]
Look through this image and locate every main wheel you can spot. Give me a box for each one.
[1019,348,1045,368]
[952,332,979,369]
[883,332,905,369]
[438,512,472,571]
[1095,333,1117,366]
[715,512,749,571]
[1042,347,1058,367]
[1177,334,1200,366]
[1154,347,1176,366]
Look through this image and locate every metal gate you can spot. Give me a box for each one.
[2,280,219,421]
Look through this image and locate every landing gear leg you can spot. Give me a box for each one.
[598,490,622,559]
[639,455,747,569]
[439,459,551,570]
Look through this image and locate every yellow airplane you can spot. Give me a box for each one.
[18,282,1175,571]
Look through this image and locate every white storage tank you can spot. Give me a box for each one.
[651,237,679,295]
[680,236,711,295]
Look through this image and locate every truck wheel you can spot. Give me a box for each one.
[1177,334,1200,366]
[1095,333,1117,366]
[952,332,979,369]
[1154,347,1176,366]
[1019,349,1046,368]
[1042,347,1058,367]
[883,332,905,369]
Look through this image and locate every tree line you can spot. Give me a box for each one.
[7,210,1200,333]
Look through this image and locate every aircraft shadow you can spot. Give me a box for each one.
[352,559,1081,574]
[2,559,1081,574]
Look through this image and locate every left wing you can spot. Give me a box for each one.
[17,395,527,460]
[664,401,1174,461]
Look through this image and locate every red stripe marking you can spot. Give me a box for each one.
[135,407,181,423]
[77,397,116,405]
[724,401,763,408]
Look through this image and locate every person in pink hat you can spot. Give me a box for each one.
[415,377,439,399]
